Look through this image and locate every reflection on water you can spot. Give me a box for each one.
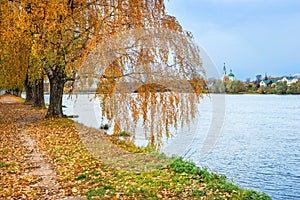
[44,94,299,200]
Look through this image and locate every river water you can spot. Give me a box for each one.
[46,94,299,200]
[191,95,300,200]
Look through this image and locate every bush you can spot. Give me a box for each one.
[275,81,288,94]
[287,83,300,94]
[226,80,246,93]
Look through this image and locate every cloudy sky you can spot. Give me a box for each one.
[165,0,300,80]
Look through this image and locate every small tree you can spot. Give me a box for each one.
[245,83,258,93]
[226,80,246,94]
[287,83,300,94]
[275,81,288,94]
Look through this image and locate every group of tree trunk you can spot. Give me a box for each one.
[24,74,45,108]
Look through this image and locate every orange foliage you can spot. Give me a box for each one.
[1,0,207,147]
[77,1,206,149]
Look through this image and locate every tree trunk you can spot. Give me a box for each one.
[24,73,34,103]
[12,89,22,97]
[33,77,45,107]
[46,75,65,118]
[24,74,45,107]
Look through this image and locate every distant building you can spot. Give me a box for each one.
[259,73,277,87]
[259,80,277,87]
[277,76,298,86]
[222,63,235,83]
[259,76,299,87]
[228,69,235,81]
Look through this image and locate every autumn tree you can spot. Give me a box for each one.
[1,0,207,147]
[0,0,45,106]
[12,0,88,116]
[21,0,146,117]
[79,2,206,148]
[0,1,29,96]
[13,0,204,119]
[226,80,246,94]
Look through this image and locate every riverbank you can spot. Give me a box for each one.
[0,102,271,199]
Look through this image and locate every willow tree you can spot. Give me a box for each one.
[79,2,207,148]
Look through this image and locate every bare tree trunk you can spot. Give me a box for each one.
[33,77,45,107]
[12,89,22,97]
[46,75,65,118]
[24,73,45,107]
[24,73,34,103]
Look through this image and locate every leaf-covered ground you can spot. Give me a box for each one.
[0,101,271,199]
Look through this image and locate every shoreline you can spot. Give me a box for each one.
[0,102,271,199]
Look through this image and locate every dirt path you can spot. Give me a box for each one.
[0,101,84,200]
[20,130,61,197]
[20,130,85,200]
[0,94,24,104]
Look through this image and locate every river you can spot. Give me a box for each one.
[46,94,299,200]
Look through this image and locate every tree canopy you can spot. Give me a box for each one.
[0,1,29,93]
[0,0,206,148]
[79,25,205,148]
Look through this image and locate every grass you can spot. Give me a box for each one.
[28,118,271,199]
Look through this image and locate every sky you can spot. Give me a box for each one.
[165,0,300,80]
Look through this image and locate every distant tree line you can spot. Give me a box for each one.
[258,81,300,95]
[208,79,300,94]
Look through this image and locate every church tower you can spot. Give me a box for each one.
[222,63,235,82]
[228,69,235,81]
[223,62,227,77]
